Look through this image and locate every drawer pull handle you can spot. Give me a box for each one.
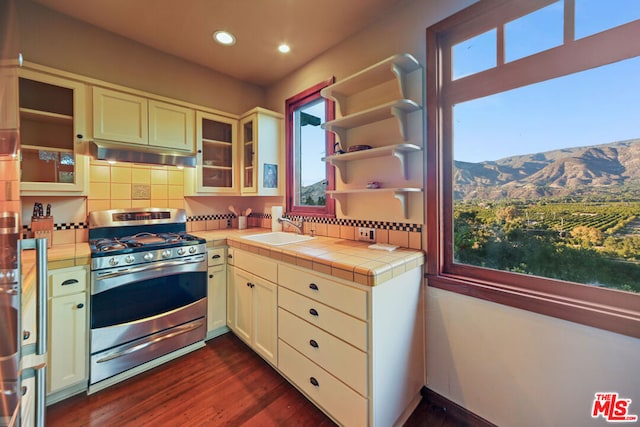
[247,282,255,288]
[77,303,84,309]
[309,308,319,317]
[309,339,319,348]
[309,283,318,291]
[310,377,319,387]
[211,254,221,259]
[61,279,79,286]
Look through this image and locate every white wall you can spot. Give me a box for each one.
[427,287,640,427]
[269,0,640,426]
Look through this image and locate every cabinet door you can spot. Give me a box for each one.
[252,277,277,366]
[93,86,148,145]
[48,292,87,393]
[195,111,238,193]
[239,114,257,193]
[207,264,227,333]
[226,265,236,330]
[233,268,253,344]
[19,68,89,194]
[149,100,194,151]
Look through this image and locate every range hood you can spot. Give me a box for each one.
[88,140,196,168]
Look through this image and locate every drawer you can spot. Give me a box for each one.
[278,264,367,320]
[279,308,367,396]
[234,249,277,283]
[279,287,367,352]
[279,340,367,427]
[207,248,226,266]
[49,266,87,297]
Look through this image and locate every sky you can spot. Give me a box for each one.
[451,0,640,163]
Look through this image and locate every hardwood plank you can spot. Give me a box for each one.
[46,332,459,426]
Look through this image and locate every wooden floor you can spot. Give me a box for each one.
[47,333,461,427]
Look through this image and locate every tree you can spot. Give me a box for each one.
[570,225,604,248]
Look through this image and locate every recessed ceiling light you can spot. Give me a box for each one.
[278,43,291,54]
[213,30,236,46]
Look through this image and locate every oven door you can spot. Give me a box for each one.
[90,254,207,354]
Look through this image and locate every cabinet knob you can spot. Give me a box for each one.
[228,254,233,259]
[209,274,214,279]
[197,149,202,153]
[23,330,30,341]
[247,282,255,288]
[309,339,319,348]
[77,303,84,309]
[76,134,83,139]
[309,308,319,317]
[309,377,319,387]
[309,283,318,291]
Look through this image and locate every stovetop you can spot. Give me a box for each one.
[89,231,205,257]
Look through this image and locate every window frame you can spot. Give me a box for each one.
[285,78,336,217]
[426,0,640,338]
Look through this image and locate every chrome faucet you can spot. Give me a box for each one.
[278,216,304,234]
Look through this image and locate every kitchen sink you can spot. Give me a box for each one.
[241,231,314,246]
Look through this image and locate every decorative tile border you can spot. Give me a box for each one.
[22,222,89,232]
[244,213,422,233]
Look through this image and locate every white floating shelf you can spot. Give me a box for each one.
[322,99,420,143]
[322,143,422,182]
[321,53,421,107]
[326,187,422,219]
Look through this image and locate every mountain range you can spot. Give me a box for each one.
[454,139,640,201]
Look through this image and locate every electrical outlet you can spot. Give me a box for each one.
[358,227,376,242]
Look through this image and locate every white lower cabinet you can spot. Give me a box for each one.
[228,258,278,366]
[47,265,89,398]
[279,340,368,427]
[226,249,424,427]
[207,248,227,339]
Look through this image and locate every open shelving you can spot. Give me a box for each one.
[321,143,421,182]
[326,188,422,219]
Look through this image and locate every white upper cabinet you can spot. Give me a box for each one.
[148,100,194,151]
[92,87,148,145]
[18,67,89,195]
[185,111,239,195]
[93,86,195,152]
[240,107,283,196]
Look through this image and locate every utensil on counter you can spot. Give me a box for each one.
[244,208,252,217]
[228,205,238,216]
[46,203,51,217]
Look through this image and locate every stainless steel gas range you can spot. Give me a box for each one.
[87,208,207,389]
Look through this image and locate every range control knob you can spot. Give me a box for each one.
[162,250,171,259]
[177,247,186,256]
[143,253,154,261]
[125,255,135,264]
[109,257,119,266]
[189,246,197,254]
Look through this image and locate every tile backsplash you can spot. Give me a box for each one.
[23,160,423,250]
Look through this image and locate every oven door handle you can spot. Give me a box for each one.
[95,258,204,281]
[95,320,203,364]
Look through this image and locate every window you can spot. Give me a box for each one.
[285,79,336,217]
[427,0,640,337]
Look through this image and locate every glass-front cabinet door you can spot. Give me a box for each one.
[19,68,88,195]
[240,115,256,193]
[196,111,237,193]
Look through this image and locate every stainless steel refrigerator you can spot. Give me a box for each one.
[1,6,48,424]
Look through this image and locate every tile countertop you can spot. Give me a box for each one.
[23,228,425,287]
[199,228,425,287]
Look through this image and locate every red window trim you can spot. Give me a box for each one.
[425,0,640,338]
[285,78,336,217]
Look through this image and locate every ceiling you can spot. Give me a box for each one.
[33,0,406,87]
